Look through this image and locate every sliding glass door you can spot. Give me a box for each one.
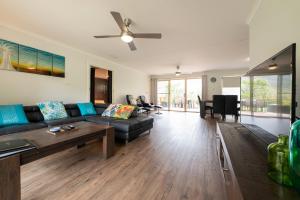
[186,79,202,112]
[157,78,202,112]
[170,80,185,111]
[157,81,169,110]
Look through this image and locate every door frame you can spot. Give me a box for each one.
[90,66,113,104]
[170,79,186,112]
[157,77,202,112]
[186,78,203,112]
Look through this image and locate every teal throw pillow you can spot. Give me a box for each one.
[37,101,68,121]
[77,103,97,116]
[0,104,29,127]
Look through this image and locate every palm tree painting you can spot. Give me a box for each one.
[0,38,65,78]
[0,40,18,71]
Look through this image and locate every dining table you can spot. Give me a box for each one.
[201,100,240,118]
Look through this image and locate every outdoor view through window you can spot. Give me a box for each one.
[241,74,292,135]
[157,79,202,112]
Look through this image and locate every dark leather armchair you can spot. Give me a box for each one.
[198,95,213,118]
[126,95,142,107]
[126,95,134,105]
[138,95,153,108]
[138,95,163,114]
[213,95,225,119]
[126,95,150,114]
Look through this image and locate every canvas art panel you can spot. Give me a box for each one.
[0,39,65,77]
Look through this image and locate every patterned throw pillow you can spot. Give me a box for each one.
[102,104,122,117]
[113,105,135,119]
[77,102,97,116]
[37,101,68,121]
[0,104,29,127]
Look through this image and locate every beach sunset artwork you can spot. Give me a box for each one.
[37,50,52,75]
[0,38,65,78]
[19,45,38,71]
[52,55,65,77]
[0,39,18,71]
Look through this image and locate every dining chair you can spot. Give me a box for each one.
[213,95,225,120]
[224,95,239,121]
[198,95,213,118]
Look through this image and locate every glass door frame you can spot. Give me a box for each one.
[170,79,186,111]
[186,78,203,112]
[156,77,202,112]
[156,80,171,110]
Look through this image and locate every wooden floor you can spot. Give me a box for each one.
[21,112,227,200]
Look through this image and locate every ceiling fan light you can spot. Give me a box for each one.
[121,32,133,43]
[268,64,278,70]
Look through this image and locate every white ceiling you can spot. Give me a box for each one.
[0,0,257,75]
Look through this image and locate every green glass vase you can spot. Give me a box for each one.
[267,134,292,186]
[289,120,300,190]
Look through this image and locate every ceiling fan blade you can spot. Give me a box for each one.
[128,41,137,51]
[110,11,126,31]
[94,35,120,38]
[132,33,162,39]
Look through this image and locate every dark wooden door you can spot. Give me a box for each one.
[90,67,112,104]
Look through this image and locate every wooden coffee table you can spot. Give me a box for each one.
[0,121,115,200]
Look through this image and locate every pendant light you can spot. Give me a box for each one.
[175,65,181,76]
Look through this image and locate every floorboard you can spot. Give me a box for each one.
[21,112,227,200]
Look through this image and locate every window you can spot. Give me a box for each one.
[170,80,185,111]
[241,75,292,118]
[156,78,202,112]
[157,81,169,110]
[222,87,241,100]
[222,76,241,100]
[186,79,202,111]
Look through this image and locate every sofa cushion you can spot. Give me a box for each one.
[0,104,29,127]
[37,101,68,120]
[130,107,139,118]
[44,116,85,127]
[112,105,135,119]
[85,115,115,125]
[77,103,96,116]
[0,122,47,136]
[24,106,44,122]
[94,104,109,115]
[64,104,82,117]
[86,115,154,132]
[102,104,122,117]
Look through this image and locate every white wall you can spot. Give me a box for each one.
[249,0,300,114]
[204,68,247,99]
[151,68,248,99]
[0,25,149,105]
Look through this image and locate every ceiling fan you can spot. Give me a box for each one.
[94,11,162,51]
